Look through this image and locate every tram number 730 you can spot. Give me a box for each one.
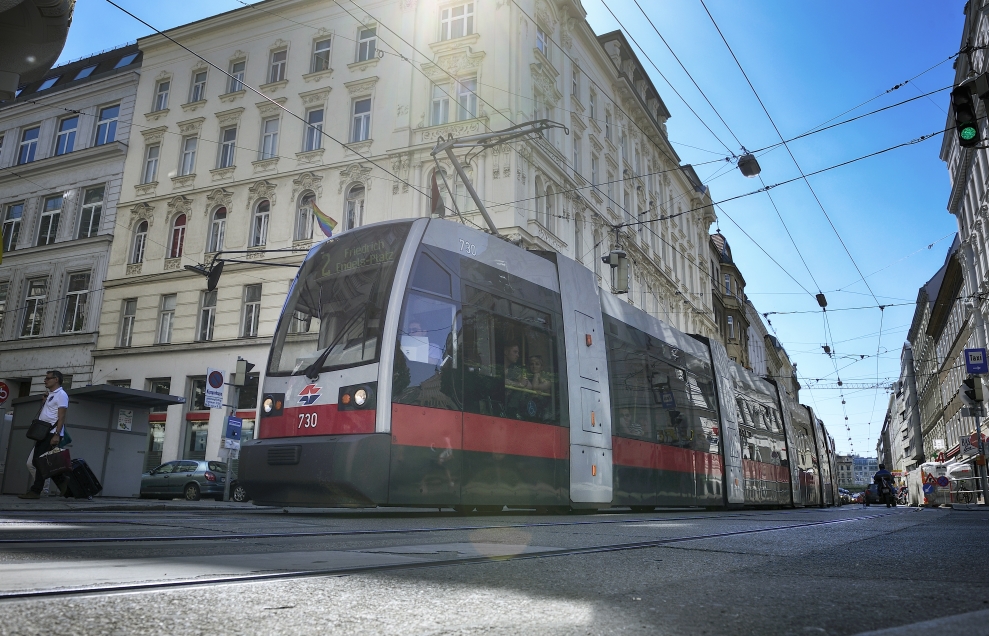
[298,413,318,429]
[458,238,478,256]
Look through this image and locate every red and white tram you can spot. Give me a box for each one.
[240,218,839,511]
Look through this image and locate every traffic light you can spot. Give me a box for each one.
[951,85,980,148]
[602,249,629,293]
[961,376,984,406]
[234,357,255,386]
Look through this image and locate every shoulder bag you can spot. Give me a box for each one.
[26,397,53,441]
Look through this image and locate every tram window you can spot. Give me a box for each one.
[393,292,460,410]
[461,303,561,425]
[268,222,410,375]
[411,253,452,297]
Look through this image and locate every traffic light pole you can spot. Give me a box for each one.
[977,411,989,505]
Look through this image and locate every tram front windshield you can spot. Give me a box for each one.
[268,222,411,375]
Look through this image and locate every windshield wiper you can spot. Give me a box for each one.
[303,305,368,379]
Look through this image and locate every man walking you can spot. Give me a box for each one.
[19,371,68,499]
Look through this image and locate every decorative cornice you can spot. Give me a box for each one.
[214,107,245,127]
[292,172,323,199]
[247,181,276,209]
[421,49,485,82]
[134,182,157,198]
[144,109,169,122]
[181,99,207,113]
[205,188,234,213]
[427,32,481,55]
[344,76,379,96]
[210,166,236,182]
[299,87,331,107]
[176,117,205,135]
[218,90,245,104]
[129,202,154,229]
[166,195,193,221]
[258,79,289,95]
[302,68,334,83]
[339,163,372,193]
[531,62,562,106]
[171,174,196,189]
[344,139,373,156]
[347,57,380,73]
[295,148,325,165]
[139,126,168,144]
[252,157,280,173]
[256,97,287,117]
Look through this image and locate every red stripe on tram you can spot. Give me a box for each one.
[612,436,723,477]
[258,404,375,438]
[741,458,791,483]
[390,404,569,460]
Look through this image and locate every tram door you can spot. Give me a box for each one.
[708,340,745,506]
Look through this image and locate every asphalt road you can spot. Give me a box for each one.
[0,502,985,635]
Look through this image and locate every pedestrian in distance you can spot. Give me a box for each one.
[19,371,68,499]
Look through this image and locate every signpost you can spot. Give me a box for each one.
[205,368,225,409]
[961,351,989,505]
[965,348,988,375]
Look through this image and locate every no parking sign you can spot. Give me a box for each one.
[205,368,225,409]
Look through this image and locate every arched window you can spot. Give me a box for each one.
[545,185,555,233]
[344,184,364,230]
[168,214,186,259]
[297,192,315,240]
[131,220,148,264]
[252,200,270,247]
[208,207,226,253]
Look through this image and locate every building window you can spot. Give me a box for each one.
[154,80,170,111]
[727,315,735,340]
[607,171,615,202]
[304,108,323,151]
[147,377,171,414]
[431,84,449,126]
[297,192,315,240]
[189,70,207,102]
[199,291,217,341]
[38,76,59,91]
[18,127,39,164]
[545,185,555,232]
[456,77,477,120]
[268,49,287,83]
[724,273,731,295]
[131,220,148,264]
[228,60,245,93]
[312,38,332,72]
[142,144,160,183]
[61,272,91,333]
[20,278,48,337]
[589,90,596,120]
[208,208,226,253]
[78,185,105,238]
[288,310,312,334]
[252,200,270,247]
[440,3,474,41]
[169,214,186,259]
[591,155,599,188]
[55,116,78,155]
[95,104,119,145]
[0,281,7,332]
[536,27,548,58]
[179,136,197,175]
[574,215,583,264]
[351,98,371,142]
[573,136,581,175]
[345,184,365,230]
[120,298,137,347]
[605,111,612,140]
[572,67,579,96]
[75,65,97,80]
[357,27,376,62]
[260,117,279,160]
[218,126,236,168]
[157,294,176,344]
[2,202,22,253]
[115,53,138,68]
[243,284,262,337]
[37,195,62,246]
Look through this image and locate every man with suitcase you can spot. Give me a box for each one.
[19,371,68,499]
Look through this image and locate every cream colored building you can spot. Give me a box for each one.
[93,0,720,468]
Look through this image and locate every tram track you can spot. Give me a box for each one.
[0,512,891,601]
[0,508,847,545]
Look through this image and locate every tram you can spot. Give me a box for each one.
[239,218,839,510]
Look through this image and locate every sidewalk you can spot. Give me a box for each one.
[0,494,271,513]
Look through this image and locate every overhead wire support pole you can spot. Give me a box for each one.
[430,119,569,238]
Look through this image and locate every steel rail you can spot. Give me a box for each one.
[0,509,837,545]
[0,513,890,601]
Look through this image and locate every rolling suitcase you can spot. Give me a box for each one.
[63,458,102,499]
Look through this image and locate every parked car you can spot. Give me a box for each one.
[140,460,227,501]
[838,488,852,504]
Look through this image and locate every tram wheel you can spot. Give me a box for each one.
[630,506,655,513]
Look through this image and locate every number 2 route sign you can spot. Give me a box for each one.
[965,348,989,375]
[0,381,9,406]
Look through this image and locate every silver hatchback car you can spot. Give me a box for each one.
[140,460,227,501]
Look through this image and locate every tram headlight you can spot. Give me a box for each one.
[338,383,376,411]
[260,393,284,418]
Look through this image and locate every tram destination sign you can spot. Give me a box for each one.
[965,348,988,375]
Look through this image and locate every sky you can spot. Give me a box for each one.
[58,1,967,457]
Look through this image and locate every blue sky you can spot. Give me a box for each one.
[60,1,966,456]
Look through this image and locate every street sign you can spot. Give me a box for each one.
[937,476,950,488]
[225,415,242,440]
[923,483,935,494]
[222,438,241,451]
[0,381,9,406]
[961,435,978,455]
[965,348,989,375]
[205,368,225,409]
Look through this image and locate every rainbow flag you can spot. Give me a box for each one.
[311,200,338,238]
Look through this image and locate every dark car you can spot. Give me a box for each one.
[864,483,897,506]
[230,479,250,503]
[140,460,228,501]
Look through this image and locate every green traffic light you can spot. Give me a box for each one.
[962,125,978,141]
